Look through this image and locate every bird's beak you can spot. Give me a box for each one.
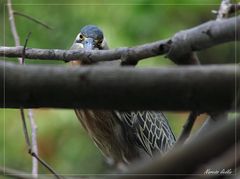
[82,38,95,50]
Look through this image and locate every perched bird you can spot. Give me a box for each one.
[70,25,176,166]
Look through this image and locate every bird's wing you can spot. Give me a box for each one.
[114,111,176,156]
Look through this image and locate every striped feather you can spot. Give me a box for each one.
[115,111,176,156]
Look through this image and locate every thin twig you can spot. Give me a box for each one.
[30,153,62,179]
[20,108,31,150]
[0,166,42,179]
[7,0,21,63]
[28,109,38,178]
[7,1,62,178]
[22,32,39,178]
[22,34,62,179]
[20,109,62,179]
[22,32,31,64]
[176,111,200,145]
[14,11,53,30]
[0,166,60,179]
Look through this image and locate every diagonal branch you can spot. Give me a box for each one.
[115,118,239,179]
[13,11,53,30]
[0,16,239,64]
[190,143,240,179]
[0,166,55,179]
[176,111,200,145]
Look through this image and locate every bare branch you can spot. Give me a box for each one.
[0,166,54,179]
[22,32,32,64]
[7,0,21,63]
[20,109,63,179]
[190,143,240,179]
[29,153,63,179]
[176,111,200,145]
[28,109,38,178]
[115,118,239,179]
[0,16,239,64]
[166,15,239,64]
[212,2,240,16]
[13,11,53,30]
[0,166,68,179]
[217,0,232,20]
[21,33,40,178]
[214,0,240,20]
[0,62,238,110]
[7,1,39,177]
[19,108,31,150]
[192,0,239,152]
[7,2,61,178]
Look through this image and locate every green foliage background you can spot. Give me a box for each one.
[0,0,238,175]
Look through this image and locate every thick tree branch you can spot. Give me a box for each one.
[191,144,240,179]
[0,16,239,64]
[116,118,239,179]
[166,15,239,64]
[0,61,238,110]
[189,0,238,158]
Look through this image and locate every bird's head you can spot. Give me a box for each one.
[75,25,104,50]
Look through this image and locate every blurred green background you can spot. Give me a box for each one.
[0,0,238,176]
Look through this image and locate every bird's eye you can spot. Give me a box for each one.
[79,34,84,40]
[97,39,103,46]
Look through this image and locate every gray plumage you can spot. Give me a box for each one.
[115,111,175,156]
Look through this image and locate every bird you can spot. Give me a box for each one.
[69,25,176,167]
